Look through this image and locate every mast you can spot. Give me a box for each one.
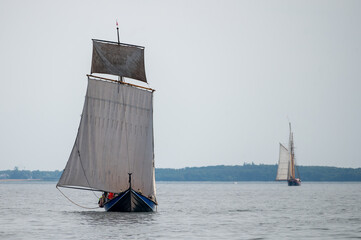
[289,122,295,180]
[116,20,120,44]
[116,20,124,83]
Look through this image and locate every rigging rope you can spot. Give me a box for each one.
[56,186,99,210]
[76,142,100,200]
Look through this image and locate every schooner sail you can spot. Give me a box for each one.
[276,123,301,186]
[57,38,157,211]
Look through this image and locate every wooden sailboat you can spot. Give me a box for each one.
[276,123,301,186]
[57,28,157,211]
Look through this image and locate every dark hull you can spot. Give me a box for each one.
[288,179,301,186]
[104,189,157,212]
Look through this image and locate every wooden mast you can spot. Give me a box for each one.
[289,123,295,179]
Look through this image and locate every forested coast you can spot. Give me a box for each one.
[1,164,360,182]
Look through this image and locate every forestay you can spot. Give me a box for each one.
[91,39,147,82]
[57,78,156,201]
[276,143,290,180]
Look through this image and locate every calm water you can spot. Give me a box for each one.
[0,181,360,239]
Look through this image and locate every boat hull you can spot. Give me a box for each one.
[104,189,157,212]
[288,178,301,186]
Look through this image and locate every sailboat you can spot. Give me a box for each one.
[276,123,301,186]
[56,29,157,212]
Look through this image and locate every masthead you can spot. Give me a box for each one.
[116,20,120,44]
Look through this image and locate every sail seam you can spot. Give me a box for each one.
[119,83,132,178]
[86,96,151,112]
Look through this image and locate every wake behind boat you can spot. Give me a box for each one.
[276,122,301,186]
[57,28,157,212]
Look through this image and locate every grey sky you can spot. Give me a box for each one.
[1,0,360,170]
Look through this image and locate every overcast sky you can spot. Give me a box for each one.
[1,0,360,170]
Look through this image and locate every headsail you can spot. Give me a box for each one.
[276,143,289,180]
[91,39,147,82]
[57,78,156,201]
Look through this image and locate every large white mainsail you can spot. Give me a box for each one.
[276,143,290,180]
[57,39,156,204]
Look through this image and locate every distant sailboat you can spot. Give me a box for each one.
[56,28,157,211]
[276,123,301,186]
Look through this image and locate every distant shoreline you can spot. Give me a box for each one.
[0,179,42,182]
[1,165,361,181]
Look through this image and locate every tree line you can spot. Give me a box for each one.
[155,164,361,181]
[1,164,360,181]
[0,167,62,181]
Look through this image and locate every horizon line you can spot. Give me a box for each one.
[1,163,360,172]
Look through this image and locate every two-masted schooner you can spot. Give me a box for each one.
[276,123,301,186]
[56,32,157,211]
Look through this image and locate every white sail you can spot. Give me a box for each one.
[57,78,156,201]
[276,143,290,180]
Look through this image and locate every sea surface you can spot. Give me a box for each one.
[0,181,360,239]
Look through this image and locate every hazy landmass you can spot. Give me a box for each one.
[0,167,62,181]
[1,164,360,182]
[156,164,361,181]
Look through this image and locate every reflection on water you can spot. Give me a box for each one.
[1,181,361,239]
[77,210,156,226]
